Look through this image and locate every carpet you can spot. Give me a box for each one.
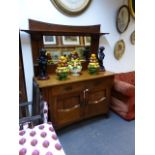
[57,111,135,155]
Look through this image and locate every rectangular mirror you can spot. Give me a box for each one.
[43,35,91,64]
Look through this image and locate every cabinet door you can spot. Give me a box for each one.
[52,91,83,128]
[84,87,109,118]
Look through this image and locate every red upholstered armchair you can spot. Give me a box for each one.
[110,71,135,120]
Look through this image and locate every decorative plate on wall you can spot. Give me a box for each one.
[130,31,135,45]
[114,40,125,60]
[128,0,135,19]
[51,0,91,16]
[116,5,130,33]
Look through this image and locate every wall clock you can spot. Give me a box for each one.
[114,40,125,60]
[51,0,91,16]
[128,0,135,19]
[116,5,130,33]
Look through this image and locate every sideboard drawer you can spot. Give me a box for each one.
[87,77,114,91]
[52,82,84,96]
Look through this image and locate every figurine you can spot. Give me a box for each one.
[70,50,79,60]
[68,51,82,76]
[57,56,68,67]
[46,52,53,64]
[56,56,69,80]
[38,48,49,80]
[88,54,100,75]
[97,46,105,71]
[83,46,91,61]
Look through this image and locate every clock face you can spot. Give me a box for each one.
[51,0,91,15]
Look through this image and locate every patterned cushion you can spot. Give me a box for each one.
[19,123,66,155]
[115,71,135,85]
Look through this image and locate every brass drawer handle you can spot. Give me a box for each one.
[89,97,106,104]
[83,88,89,105]
[58,104,80,112]
[83,88,89,100]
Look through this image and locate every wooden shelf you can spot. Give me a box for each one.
[20,29,109,36]
[20,19,109,36]
[44,45,89,48]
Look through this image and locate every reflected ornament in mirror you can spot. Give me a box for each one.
[83,46,91,61]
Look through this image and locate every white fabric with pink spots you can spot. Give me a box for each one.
[19,123,66,155]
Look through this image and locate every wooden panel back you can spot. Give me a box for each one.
[29,19,100,33]
[28,19,100,76]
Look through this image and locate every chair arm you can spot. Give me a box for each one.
[112,80,135,97]
[19,115,42,130]
[19,101,32,107]
[19,115,41,124]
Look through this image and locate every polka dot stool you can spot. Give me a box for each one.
[19,123,66,155]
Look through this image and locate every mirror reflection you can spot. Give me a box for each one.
[43,35,91,64]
